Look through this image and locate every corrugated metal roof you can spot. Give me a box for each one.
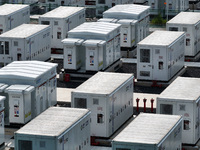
[158,77,200,101]
[138,31,185,46]
[40,6,85,19]
[113,113,182,144]
[15,107,90,136]
[167,12,200,25]
[0,4,29,16]
[0,24,49,38]
[0,61,57,80]
[73,72,133,95]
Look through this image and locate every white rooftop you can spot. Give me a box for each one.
[5,85,34,94]
[103,4,150,17]
[138,31,185,46]
[113,113,182,144]
[0,24,49,38]
[0,83,8,92]
[158,77,200,101]
[62,38,84,45]
[0,4,29,16]
[15,107,90,136]
[0,96,5,101]
[68,22,121,36]
[40,6,85,19]
[73,72,133,95]
[0,61,57,80]
[167,12,200,25]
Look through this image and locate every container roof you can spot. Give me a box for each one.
[0,96,5,101]
[5,85,34,94]
[73,72,133,95]
[0,24,49,38]
[62,38,84,45]
[167,12,200,25]
[40,6,85,19]
[83,40,106,46]
[0,83,8,92]
[113,113,182,144]
[15,107,90,136]
[138,31,185,46]
[0,61,57,80]
[69,22,121,36]
[158,77,200,101]
[98,18,118,23]
[103,4,150,16]
[0,4,29,16]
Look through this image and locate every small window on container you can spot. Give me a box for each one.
[151,3,155,8]
[14,41,18,46]
[155,49,160,54]
[57,32,61,39]
[40,141,46,148]
[93,98,99,105]
[54,21,58,26]
[140,49,150,63]
[186,38,190,46]
[183,27,187,32]
[98,0,105,4]
[160,104,173,115]
[140,71,150,77]
[18,140,32,150]
[97,114,104,123]
[41,21,50,25]
[159,61,163,70]
[179,104,185,111]
[184,120,190,130]
[169,27,178,31]
[5,41,9,54]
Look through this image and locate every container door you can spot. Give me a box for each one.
[137,47,153,80]
[86,46,98,71]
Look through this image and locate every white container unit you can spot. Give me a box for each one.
[0,24,51,67]
[39,6,85,49]
[0,96,5,146]
[15,107,91,150]
[62,38,84,70]
[157,77,200,145]
[0,4,30,34]
[103,4,150,43]
[71,72,134,137]
[167,12,200,57]
[137,31,185,81]
[5,85,34,124]
[66,22,121,71]
[0,61,58,119]
[112,113,183,150]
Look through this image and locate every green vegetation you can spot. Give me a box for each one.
[151,14,167,25]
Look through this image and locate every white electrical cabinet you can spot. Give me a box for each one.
[0,4,30,34]
[167,12,200,57]
[157,77,200,145]
[15,107,91,150]
[39,6,85,49]
[62,38,84,70]
[0,24,51,67]
[71,72,134,137]
[5,85,34,124]
[103,4,150,44]
[137,31,185,81]
[64,22,121,72]
[0,96,5,146]
[0,61,57,120]
[112,113,183,150]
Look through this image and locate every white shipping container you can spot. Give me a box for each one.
[71,72,134,137]
[137,31,185,81]
[15,107,91,150]
[0,4,30,34]
[39,6,85,49]
[0,96,5,146]
[112,113,183,150]
[0,24,51,67]
[62,38,84,70]
[157,77,200,145]
[167,12,200,57]
[5,85,34,124]
[0,61,57,119]
[65,22,121,71]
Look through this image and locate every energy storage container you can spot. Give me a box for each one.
[0,24,51,67]
[0,84,8,123]
[0,61,57,119]
[15,107,91,150]
[157,77,200,145]
[64,22,121,71]
[71,72,134,137]
[112,113,183,150]
[103,4,150,43]
[5,85,34,124]
[167,12,200,57]
[0,96,5,146]
[137,31,185,81]
[62,38,84,70]
[39,6,85,49]
[0,4,30,34]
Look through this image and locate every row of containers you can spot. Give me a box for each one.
[13,71,200,150]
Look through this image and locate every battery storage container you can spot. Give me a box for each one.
[0,96,5,146]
